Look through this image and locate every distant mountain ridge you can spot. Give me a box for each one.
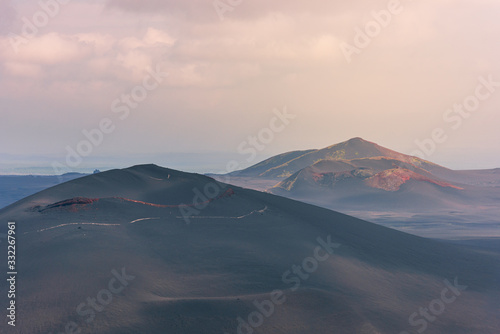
[0,173,87,210]
[231,137,446,179]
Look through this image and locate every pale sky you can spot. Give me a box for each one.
[1,0,499,173]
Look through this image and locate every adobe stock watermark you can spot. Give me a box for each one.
[9,0,71,54]
[410,75,499,160]
[213,0,244,21]
[225,235,341,334]
[340,0,405,64]
[48,267,135,334]
[400,277,467,334]
[178,106,296,224]
[51,64,168,181]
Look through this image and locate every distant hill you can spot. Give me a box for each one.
[230,137,448,179]
[0,173,87,209]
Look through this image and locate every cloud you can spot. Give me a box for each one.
[0,0,499,169]
[0,26,176,86]
[3,61,42,77]
[104,0,383,22]
[13,33,92,65]
[144,27,176,46]
[0,0,17,35]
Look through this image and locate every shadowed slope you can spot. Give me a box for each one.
[0,165,499,334]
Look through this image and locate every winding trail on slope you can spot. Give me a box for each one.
[175,205,268,220]
[129,217,161,224]
[126,206,268,225]
[24,222,121,234]
[114,188,235,208]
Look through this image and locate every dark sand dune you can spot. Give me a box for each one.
[1,164,499,333]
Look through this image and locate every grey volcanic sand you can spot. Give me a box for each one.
[0,165,499,333]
